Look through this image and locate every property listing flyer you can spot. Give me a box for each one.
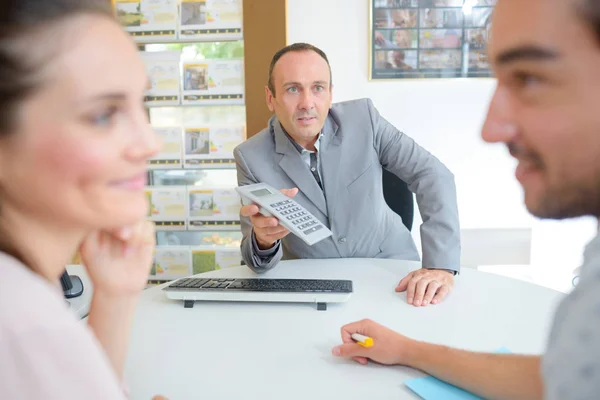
[116,0,178,42]
[148,127,184,169]
[150,246,193,280]
[187,187,241,230]
[190,246,243,274]
[181,59,244,105]
[179,0,243,41]
[140,51,181,106]
[146,186,188,230]
[183,126,245,168]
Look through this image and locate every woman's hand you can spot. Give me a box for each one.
[80,220,155,297]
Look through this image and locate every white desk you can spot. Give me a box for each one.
[124,258,564,400]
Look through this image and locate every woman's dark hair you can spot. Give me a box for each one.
[0,0,114,269]
[581,0,600,40]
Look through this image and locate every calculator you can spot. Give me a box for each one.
[235,183,333,246]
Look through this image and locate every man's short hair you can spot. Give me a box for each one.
[267,43,333,97]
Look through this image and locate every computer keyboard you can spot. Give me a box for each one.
[163,277,353,310]
[166,277,353,293]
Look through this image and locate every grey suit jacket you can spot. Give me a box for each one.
[233,98,461,273]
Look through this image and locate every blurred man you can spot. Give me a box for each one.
[333,0,600,398]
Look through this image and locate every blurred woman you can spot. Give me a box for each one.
[0,1,163,398]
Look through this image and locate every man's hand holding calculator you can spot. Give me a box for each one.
[240,187,299,250]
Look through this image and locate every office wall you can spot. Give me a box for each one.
[243,0,287,138]
[286,0,597,285]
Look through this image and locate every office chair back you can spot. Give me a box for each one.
[382,168,414,231]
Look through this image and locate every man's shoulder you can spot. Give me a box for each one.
[327,98,379,132]
[234,124,273,155]
[330,98,374,115]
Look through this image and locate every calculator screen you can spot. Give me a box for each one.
[251,188,272,197]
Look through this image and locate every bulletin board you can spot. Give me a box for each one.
[370,0,496,79]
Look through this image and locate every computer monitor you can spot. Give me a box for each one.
[60,270,84,299]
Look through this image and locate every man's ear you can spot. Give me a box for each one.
[329,84,334,109]
[265,86,275,112]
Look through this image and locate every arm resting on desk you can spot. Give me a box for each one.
[406,342,543,400]
[334,319,542,400]
[367,99,461,273]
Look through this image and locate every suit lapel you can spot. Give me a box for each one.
[320,115,341,220]
[272,117,328,215]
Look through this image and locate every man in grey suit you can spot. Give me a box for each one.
[233,43,460,307]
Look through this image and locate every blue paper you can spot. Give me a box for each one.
[404,348,511,400]
[405,376,483,400]
[494,347,512,354]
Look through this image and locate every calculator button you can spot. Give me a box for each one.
[304,225,323,235]
[286,216,294,220]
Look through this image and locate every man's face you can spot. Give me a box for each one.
[482,0,600,219]
[266,50,333,146]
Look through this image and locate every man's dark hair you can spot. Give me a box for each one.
[267,42,332,97]
[579,0,600,40]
